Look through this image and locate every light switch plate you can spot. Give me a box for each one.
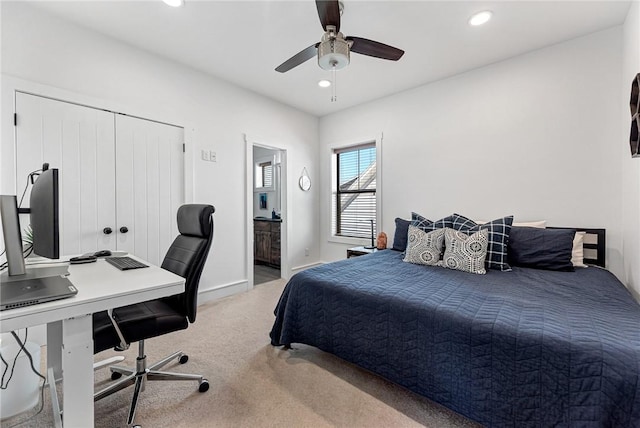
[209,151,217,162]
[201,150,210,161]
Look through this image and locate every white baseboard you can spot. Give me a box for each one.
[290,261,325,274]
[198,280,249,305]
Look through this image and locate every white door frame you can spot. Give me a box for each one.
[244,134,288,289]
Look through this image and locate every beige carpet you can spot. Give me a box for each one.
[3,279,480,428]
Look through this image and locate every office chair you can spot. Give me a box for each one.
[92,204,215,426]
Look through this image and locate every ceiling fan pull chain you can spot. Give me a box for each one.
[331,65,337,102]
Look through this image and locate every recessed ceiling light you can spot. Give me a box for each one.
[318,80,332,88]
[163,0,184,7]
[468,11,492,26]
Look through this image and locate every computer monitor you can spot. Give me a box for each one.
[0,195,26,276]
[29,168,59,259]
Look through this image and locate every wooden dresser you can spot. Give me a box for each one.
[254,219,281,268]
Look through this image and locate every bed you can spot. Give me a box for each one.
[270,226,640,427]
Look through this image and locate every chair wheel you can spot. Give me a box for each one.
[199,379,209,393]
[179,354,189,364]
[111,372,123,380]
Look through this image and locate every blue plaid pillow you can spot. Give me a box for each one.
[451,213,514,271]
[411,212,454,232]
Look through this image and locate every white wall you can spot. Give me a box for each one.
[319,28,626,282]
[621,1,640,298]
[0,2,321,297]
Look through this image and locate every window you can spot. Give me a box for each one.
[255,161,273,189]
[333,143,376,239]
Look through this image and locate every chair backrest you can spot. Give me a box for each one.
[161,204,215,323]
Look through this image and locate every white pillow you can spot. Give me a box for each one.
[514,220,547,228]
[403,226,445,266]
[439,228,489,275]
[475,220,546,228]
[572,231,587,268]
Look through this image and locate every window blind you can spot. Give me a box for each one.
[259,161,273,188]
[334,145,376,238]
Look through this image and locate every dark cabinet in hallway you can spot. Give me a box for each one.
[254,219,281,268]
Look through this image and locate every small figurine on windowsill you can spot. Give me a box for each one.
[376,232,387,250]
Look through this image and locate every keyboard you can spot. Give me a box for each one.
[105,257,149,271]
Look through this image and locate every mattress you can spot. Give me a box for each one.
[270,250,640,427]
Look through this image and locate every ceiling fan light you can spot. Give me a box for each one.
[318,80,332,88]
[163,0,184,7]
[318,39,350,71]
[469,11,492,26]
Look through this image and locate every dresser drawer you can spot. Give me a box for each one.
[254,220,271,231]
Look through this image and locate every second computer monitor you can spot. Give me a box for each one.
[30,168,60,260]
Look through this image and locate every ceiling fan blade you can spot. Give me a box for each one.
[347,37,404,61]
[275,44,319,73]
[316,0,341,32]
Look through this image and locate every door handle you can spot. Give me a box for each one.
[103,227,113,235]
[119,226,129,234]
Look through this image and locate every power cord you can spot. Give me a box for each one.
[0,329,27,389]
[0,330,47,427]
[18,167,45,208]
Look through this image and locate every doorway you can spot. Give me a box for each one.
[248,142,286,287]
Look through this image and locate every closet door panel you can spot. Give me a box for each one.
[115,115,184,266]
[15,93,116,256]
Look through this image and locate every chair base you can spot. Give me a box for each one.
[93,355,125,371]
[94,341,209,426]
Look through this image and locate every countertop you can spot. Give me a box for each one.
[254,217,282,223]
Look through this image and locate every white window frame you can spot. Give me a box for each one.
[327,134,383,245]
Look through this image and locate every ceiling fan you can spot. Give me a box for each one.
[275,0,405,73]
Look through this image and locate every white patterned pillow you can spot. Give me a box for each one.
[440,228,489,274]
[403,225,445,266]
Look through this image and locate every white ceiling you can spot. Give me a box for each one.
[30,1,631,117]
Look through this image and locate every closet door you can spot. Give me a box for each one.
[15,92,116,255]
[115,115,184,266]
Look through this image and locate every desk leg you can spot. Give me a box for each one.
[47,321,63,381]
[62,314,94,428]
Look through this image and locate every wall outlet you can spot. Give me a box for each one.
[305,248,309,257]
[209,151,217,162]
[201,149,210,161]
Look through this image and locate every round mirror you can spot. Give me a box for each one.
[299,175,311,191]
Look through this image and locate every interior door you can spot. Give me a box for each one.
[115,114,184,266]
[15,92,116,255]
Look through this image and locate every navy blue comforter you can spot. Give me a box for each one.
[270,250,640,427]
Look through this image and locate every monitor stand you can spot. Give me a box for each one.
[1,264,70,283]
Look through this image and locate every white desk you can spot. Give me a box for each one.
[0,257,185,427]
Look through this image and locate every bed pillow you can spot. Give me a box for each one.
[392,218,411,251]
[451,213,514,271]
[507,227,575,271]
[411,212,454,233]
[476,220,546,229]
[403,226,446,266]
[572,231,587,268]
[440,228,489,275]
